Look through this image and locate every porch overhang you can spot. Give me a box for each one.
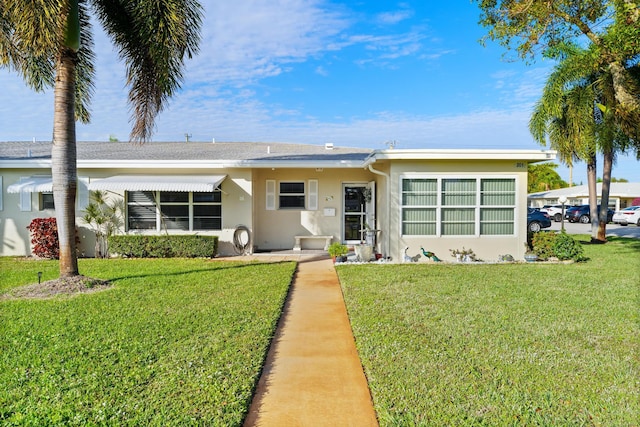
[7,176,53,193]
[88,175,227,192]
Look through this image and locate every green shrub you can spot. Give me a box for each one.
[530,231,585,261]
[553,231,585,261]
[109,235,218,258]
[531,231,557,260]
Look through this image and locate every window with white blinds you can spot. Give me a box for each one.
[127,190,222,231]
[401,177,516,236]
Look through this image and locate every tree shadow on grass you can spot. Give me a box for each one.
[105,260,297,283]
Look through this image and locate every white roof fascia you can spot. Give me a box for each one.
[77,160,228,169]
[230,160,367,168]
[0,160,52,168]
[76,159,368,169]
[365,149,557,164]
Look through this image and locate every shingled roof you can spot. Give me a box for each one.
[0,140,372,164]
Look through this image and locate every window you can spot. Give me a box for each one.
[401,179,437,235]
[40,192,55,210]
[127,190,222,231]
[279,182,306,209]
[401,176,516,236]
[266,180,318,211]
[479,179,515,235]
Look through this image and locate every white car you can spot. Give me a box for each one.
[540,204,565,222]
[612,206,640,226]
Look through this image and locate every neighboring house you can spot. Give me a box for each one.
[1,141,555,261]
[528,183,640,211]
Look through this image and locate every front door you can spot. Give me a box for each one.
[343,183,375,244]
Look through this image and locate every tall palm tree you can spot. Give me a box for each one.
[530,44,634,242]
[1,0,202,276]
[530,48,598,232]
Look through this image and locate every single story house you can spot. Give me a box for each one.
[528,182,640,211]
[1,140,556,261]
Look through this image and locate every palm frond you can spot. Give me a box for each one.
[92,0,203,142]
[75,1,95,123]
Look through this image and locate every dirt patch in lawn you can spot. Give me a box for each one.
[1,276,112,300]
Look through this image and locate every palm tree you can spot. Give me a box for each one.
[530,44,634,242]
[527,163,568,193]
[1,0,202,276]
[82,190,124,258]
[530,50,599,239]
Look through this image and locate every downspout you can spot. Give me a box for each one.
[367,163,390,258]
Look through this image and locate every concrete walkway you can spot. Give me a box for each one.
[243,256,379,426]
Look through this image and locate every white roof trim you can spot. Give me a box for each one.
[367,149,557,162]
[7,176,53,193]
[88,175,227,192]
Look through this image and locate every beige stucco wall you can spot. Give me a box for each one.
[251,168,380,251]
[2,157,530,261]
[2,170,60,257]
[1,168,254,257]
[388,159,530,262]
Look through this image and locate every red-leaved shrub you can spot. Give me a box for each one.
[27,217,59,259]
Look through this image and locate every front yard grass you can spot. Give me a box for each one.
[0,258,296,426]
[338,236,639,426]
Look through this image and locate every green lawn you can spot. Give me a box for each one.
[338,236,640,426]
[0,258,296,426]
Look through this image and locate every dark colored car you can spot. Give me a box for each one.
[565,205,614,224]
[527,207,552,232]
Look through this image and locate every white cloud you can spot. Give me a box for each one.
[315,66,329,76]
[187,0,349,85]
[376,9,414,25]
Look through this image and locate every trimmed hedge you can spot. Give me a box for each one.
[108,235,218,258]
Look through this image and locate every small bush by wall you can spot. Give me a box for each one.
[108,235,218,258]
[27,218,60,259]
[532,231,585,261]
[531,232,557,261]
[553,232,585,261]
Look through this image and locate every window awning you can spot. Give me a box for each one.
[88,175,227,192]
[7,176,53,193]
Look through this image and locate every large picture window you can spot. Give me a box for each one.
[127,190,222,231]
[401,177,516,236]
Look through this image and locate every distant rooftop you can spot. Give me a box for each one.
[529,182,640,198]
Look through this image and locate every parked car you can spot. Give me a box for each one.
[540,204,565,222]
[565,205,614,223]
[612,206,640,226]
[527,207,552,232]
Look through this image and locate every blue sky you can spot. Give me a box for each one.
[1,0,638,183]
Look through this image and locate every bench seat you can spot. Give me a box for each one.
[293,235,333,251]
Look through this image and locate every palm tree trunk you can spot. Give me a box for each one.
[52,48,79,277]
[586,154,598,241]
[596,147,613,241]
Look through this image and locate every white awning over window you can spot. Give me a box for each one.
[88,175,227,192]
[7,176,53,193]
